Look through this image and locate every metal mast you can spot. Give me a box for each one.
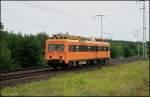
[141,0,147,58]
[133,29,140,56]
[94,14,105,39]
[136,0,147,58]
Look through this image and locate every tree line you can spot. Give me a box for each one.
[0,23,149,70]
[107,39,148,59]
[0,23,49,70]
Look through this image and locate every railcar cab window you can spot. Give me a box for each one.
[48,44,64,52]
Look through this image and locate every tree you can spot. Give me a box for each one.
[0,23,12,69]
[0,40,12,69]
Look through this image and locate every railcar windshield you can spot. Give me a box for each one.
[48,44,64,52]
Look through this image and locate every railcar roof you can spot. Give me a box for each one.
[46,39,110,45]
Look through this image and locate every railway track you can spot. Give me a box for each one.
[0,56,144,88]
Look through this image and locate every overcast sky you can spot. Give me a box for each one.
[1,1,149,41]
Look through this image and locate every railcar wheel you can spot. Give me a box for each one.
[68,62,74,68]
[103,59,106,64]
[93,59,98,65]
[48,61,58,69]
[99,59,104,65]
[61,64,69,69]
[87,60,92,65]
[101,59,106,65]
[50,64,59,69]
[97,59,101,65]
[51,65,58,69]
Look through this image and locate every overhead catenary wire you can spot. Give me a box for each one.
[104,17,132,40]
[2,8,79,29]
[1,9,97,37]
[2,8,56,24]
[18,1,93,25]
[2,1,98,35]
[3,1,132,40]
[1,17,52,31]
[2,1,145,41]
[2,10,96,36]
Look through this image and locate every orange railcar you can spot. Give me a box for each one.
[45,39,110,68]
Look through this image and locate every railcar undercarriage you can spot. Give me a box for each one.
[48,58,109,69]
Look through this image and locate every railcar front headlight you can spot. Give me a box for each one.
[46,56,49,59]
[60,56,65,59]
[46,56,52,59]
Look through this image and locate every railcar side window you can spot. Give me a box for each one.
[101,46,105,51]
[103,47,105,51]
[87,46,91,51]
[106,46,109,51]
[69,45,110,52]
[97,46,110,51]
[96,46,98,51]
[73,45,76,52]
[98,46,101,51]
[72,45,76,52]
[79,45,86,51]
[69,45,74,52]
[76,45,80,52]
[91,46,96,51]
[69,45,79,52]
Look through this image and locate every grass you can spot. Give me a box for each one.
[1,60,149,96]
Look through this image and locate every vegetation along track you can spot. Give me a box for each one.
[0,56,145,88]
